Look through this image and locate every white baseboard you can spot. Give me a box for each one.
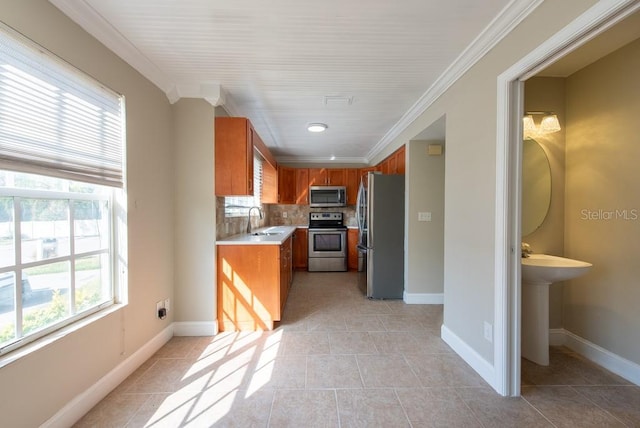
[549,328,566,346]
[173,321,218,336]
[42,325,174,428]
[548,328,640,386]
[403,291,444,304]
[441,324,496,390]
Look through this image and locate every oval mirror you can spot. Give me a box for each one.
[522,138,551,236]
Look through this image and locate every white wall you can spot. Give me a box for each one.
[0,0,174,425]
[173,99,216,330]
[405,140,445,301]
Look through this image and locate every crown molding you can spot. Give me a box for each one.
[276,156,368,165]
[49,0,174,95]
[366,0,543,162]
[49,0,229,107]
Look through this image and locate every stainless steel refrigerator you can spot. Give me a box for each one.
[356,172,405,298]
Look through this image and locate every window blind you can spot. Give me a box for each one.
[0,24,125,187]
[224,153,263,216]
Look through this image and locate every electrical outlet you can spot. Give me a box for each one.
[418,212,432,222]
[164,298,170,312]
[484,321,493,343]
[282,212,288,218]
[156,300,163,318]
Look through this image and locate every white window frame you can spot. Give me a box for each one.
[0,23,126,355]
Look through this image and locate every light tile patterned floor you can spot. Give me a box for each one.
[75,272,640,427]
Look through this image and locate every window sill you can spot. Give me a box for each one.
[0,303,126,370]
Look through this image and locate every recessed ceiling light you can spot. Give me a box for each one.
[307,123,328,133]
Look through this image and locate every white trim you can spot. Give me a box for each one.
[173,321,218,336]
[403,291,444,305]
[48,0,173,96]
[495,0,640,397]
[441,324,496,389]
[548,328,566,346]
[365,0,543,162]
[547,329,640,386]
[41,325,173,428]
[275,155,368,165]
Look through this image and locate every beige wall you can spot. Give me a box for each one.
[173,99,216,323]
[564,37,640,365]
[405,140,445,296]
[378,0,596,362]
[524,77,567,328]
[0,0,174,425]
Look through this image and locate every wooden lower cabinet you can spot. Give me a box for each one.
[347,228,359,271]
[217,237,292,331]
[293,228,308,270]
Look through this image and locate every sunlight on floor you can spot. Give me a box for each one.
[141,331,283,425]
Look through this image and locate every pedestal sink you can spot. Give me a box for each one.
[521,254,592,365]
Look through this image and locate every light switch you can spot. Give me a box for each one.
[418,212,432,222]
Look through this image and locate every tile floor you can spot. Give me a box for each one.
[75,272,640,427]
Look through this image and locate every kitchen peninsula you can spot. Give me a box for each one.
[216,226,296,331]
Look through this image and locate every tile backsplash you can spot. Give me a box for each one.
[216,198,356,240]
[268,205,356,227]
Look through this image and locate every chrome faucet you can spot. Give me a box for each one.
[521,242,533,258]
[246,206,264,234]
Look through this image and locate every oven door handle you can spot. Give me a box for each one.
[308,228,347,232]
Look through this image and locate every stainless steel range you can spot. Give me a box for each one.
[308,212,348,272]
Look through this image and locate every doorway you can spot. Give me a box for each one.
[496,0,640,396]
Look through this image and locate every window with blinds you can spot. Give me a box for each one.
[0,23,125,187]
[224,153,263,217]
[0,24,124,354]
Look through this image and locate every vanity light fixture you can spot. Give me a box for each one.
[307,123,328,133]
[523,112,561,137]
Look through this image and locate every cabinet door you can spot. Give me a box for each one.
[379,158,390,175]
[217,244,280,331]
[346,168,359,205]
[278,166,295,204]
[295,168,309,204]
[347,229,359,271]
[215,117,253,196]
[327,168,346,186]
[262,161,278,203]
[280,236,292,311]
[293,228,308,270]
[388,153,398,174]
[308,168,327,186]
[396,146,406,175]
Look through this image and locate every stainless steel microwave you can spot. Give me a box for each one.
[309,186,347,207]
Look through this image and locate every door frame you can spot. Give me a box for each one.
[494,0,640,396]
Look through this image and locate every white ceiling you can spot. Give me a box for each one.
[50,0,536,164]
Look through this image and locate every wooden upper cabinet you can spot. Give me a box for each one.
[395,145,406,175]
[308,168,327,186]
[295,168,309,204]
[375,145,406,175]
[308,168,346,186]
[346,168,359,205]
[262,161,278,203]
[215,117,253,196]
[215,117,278,197]
[327,169,346,185]
[277,166,296,204]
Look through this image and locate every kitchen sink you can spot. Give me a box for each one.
[251,232,282,236]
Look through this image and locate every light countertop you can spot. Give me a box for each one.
[216,225,297,245]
